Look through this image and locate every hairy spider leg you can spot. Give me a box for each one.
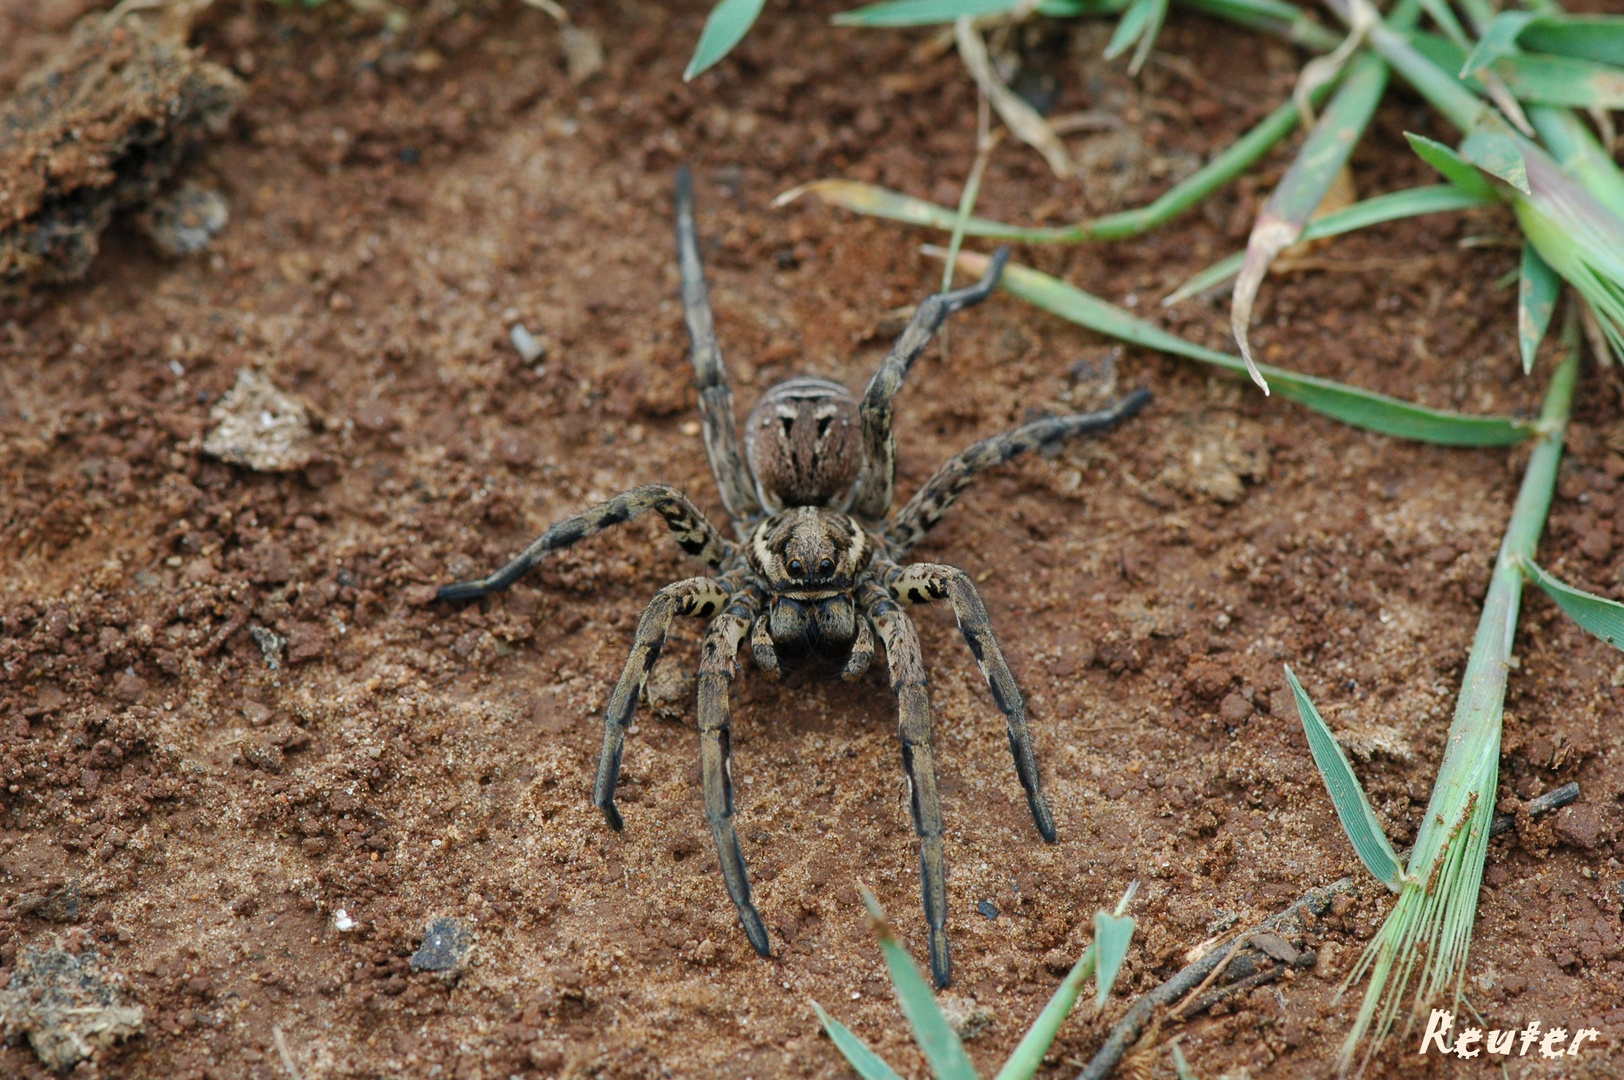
[436,484,734,602]
[849,247,1011,523]
[675,166,760,532]
[860,581,953,988]
[881,560,1057,845]
[696,587,771,956]
[886,388,1152,553]
[595,570,747,830]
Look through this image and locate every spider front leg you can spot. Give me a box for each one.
[886,388,1151,553]
[849,247,1010,521]
[675,166,761,528]
[594,572,744,830]
[695,588,771,957]
[438,484,733,601]
[859,581,953,987]
[880,560,1057,844]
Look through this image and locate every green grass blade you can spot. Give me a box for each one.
[1460,10,1535,77]
[1104,0,1167,74]
[1164,184,1492,303]
[1523,559,1624,649]
[1520,15,1624,67]
[991,944,1097,1080]
[1093,911,1135,1006]
[1178,0,1344,51]
[1336,310,1580,1072]
[1459,120,1531,194]
[1105,0,1156,57]
[1231,49,1393,393]
[1518,242,1560,373]
[1416,0,1471,49]
[1487,52,1624,110]
[683,0,768,80]
[1514,151,1624,362]
[934,249,1536,446]
[1528,105,1624,223]
[812,1002,910,1080]
[835,0,1028,26]
[1283,666,1406,891]
[1367,16,1496,133]
[1404,133,1502,200]
[1130,0,1169,74]
[1172,1043,1200,1080]
[860,889,978,1080]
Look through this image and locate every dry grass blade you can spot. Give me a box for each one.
[1231,46,1396,393]
[1164,184,1492,304]
[955,18,1072,177]
[1290,0,1377,124]
[776,75,1346,243]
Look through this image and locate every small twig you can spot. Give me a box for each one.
[273,1026,304,1080]
[1075,782,1580,1080]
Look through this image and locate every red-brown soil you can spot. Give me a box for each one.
[0,2,1619,1078]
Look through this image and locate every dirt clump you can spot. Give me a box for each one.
[0,945,143,1071]
[0,13,242,291]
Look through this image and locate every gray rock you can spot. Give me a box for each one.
[410,917,475,979]
[9,882,82,923]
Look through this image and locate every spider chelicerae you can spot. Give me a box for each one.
[440,168,1150,986]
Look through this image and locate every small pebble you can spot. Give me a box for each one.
[977,900,999,920]
[332,909,356,932]
[510,323,546,363]
[203,369,314,473]
[139,182,229,256]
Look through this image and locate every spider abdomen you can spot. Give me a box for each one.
[744,376,861,513]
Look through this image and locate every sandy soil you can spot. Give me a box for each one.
[0,2,1620,1078]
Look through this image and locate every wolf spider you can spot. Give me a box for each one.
[440,168,1149,986]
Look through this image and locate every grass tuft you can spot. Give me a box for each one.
[816,886,1137,1080]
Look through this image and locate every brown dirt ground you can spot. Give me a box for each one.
[1,2,1621,1078]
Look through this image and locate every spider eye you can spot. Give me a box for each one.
[819,558,834,575]
[788,559,804,577]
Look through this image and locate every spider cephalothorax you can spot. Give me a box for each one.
[440,168,1150,987]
